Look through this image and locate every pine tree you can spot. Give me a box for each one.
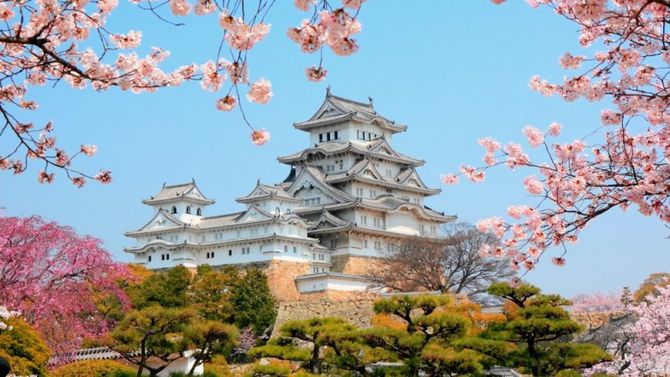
[232,268,277,335]
[474,282,611,376]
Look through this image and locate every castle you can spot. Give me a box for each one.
[125,91,455,301]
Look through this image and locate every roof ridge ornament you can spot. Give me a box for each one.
[326,86,331,97]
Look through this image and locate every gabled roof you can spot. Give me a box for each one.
[293,91,407,134]
[287,166,354,203]
[143,180,214,206]
[236,181,299,203]
[395,168,432,190]
[234,204,277,223]
[277,139,424,167]
[323,160,441,196]
[125,209,186,236]
[362,196,456,221]
[197,211,245,228]
[295,196,455,223]
[312,209,352,230]
[366,138,424,165]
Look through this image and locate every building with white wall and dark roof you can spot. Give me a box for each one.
[125,91,455,301]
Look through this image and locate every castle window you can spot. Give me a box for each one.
[362,131,366,140]
[334,131,339,139]
[319,133,323,142]
[293,246,297,253]
[161,254,164,260]
[228,249,232,256]
[171,206,177,214]
[186,206,191,214]
[367,133,372,141]
[339,160,344,170]
[284,245,288,253]
[196,208,202,216]
[166,254,170,260]
[327,132,331,141]
[330,239,337,249]
[357,130,361,139]
[148,256,152,262]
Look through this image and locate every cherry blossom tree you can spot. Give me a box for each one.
[0,0,365,184]
[570,291,625,313]
[443,0,670,269]
[588,285,670,376]
[0,215,130,354]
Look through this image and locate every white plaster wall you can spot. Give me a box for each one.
[386,211,421,236]
[144,356,203,376]
[296,276,369,293]
[153,202,205,218]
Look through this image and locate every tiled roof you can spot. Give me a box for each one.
[293,92,407,133]
[143,180,214,205]
[277,139,424,166]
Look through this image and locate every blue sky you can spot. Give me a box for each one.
[1,1,668,297]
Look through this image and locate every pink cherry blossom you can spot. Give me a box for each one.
[95,170,112,184]
[547,122,562,136]
[478,137,501,153]
[305,66,328,82]
[110,31,142,49]
[169,0,191,16]
[440,174,459,185]
[80,145,97,157]
[251,129,271,146]
[343,0,365,9]
[216,95,236,111]
[523,125,544,147]
[460,164,485,182]
[551,257,566,266]
[294,0,314,11]
[38,171,54,184]
[559,52,583,69]
[523,175,544,195]
[247,79,273,104]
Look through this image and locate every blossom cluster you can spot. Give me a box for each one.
[289,0,365,82]
[452,0,670,270]
[0,0,367,182]
[0,305,19,332]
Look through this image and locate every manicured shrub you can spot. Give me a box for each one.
[50,359,136,377]
[0,318,50,377]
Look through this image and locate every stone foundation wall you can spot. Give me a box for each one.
[331,255,385,275]
[571,311,627,331]
[272,297,377,337]
[263,260,311,302]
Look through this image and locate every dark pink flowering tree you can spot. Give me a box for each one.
[0,0,365,184]
[443,0,670,270]
[0,215,130,353]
